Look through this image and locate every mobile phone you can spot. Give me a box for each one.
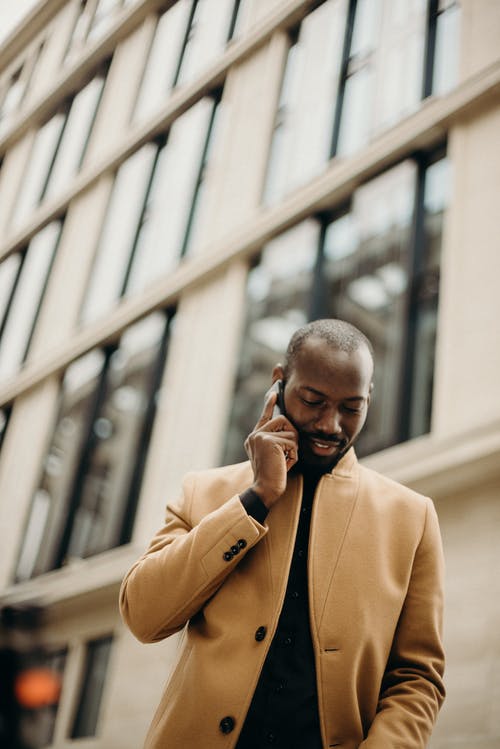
[272,379,286,418]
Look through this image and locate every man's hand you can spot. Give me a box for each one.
[244,389,299,509]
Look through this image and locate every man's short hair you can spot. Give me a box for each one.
[283,319,374,377]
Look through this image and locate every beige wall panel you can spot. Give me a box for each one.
[102,626,182,749]
[0,378,59,587]
[28,176,114,356]
[0,132,34,245]
[196,33,288,245]
[431,481,500,748]
[132,261,249,543]
[432,106,500,436]
[461,0,500,80]
[84,18,156,167]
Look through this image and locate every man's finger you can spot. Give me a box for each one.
[255,390,277,428]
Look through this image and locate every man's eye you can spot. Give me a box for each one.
[301,398,322,407]
[344,405,362,414]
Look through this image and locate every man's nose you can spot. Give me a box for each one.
[314,408,342,435]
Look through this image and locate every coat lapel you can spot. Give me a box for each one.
[308,449,360,631]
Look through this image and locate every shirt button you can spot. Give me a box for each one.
[255,626,267,642]
[266,731,277,743]
[223,551,233,562]
[219,716,235,734]
[291,590,299,599]
[274,681,286,694]
[297,549,305,558]
[283,636,293,647]
[237,538,247,549]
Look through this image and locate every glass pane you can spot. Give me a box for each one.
[72,636,112,739]
[15,350,106,580]
[125,99,214,295]
[0,67,26,135]
[350,0,382,59]
[64,313,168,560]
[0,221,61,381]
[11,114,66,230]
[44,73,106,201]
[432,4,461,95]
[174,0,236,87]
[408,156,450,436]
[80,143,158,324]
[222,220,319,465]
[323,161,417,455]
[336,67,374,157]
[133,1,192,123]
[65,1,93,61]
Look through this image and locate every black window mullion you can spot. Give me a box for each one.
[396,153,429,442]
[0,252,25,340]
[422,0,440,98]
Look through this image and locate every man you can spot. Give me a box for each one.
[120,319,445,749]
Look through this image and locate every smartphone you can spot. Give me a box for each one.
[272,379,286,418]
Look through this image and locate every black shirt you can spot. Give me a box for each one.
[237,471,324,749]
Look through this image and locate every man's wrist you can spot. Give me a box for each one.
[239,488,269,524]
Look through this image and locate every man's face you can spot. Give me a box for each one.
[274,337,373,471]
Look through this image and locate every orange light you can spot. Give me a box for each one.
[14,668,62,708]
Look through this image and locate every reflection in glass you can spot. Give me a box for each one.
[263,0,347,203]
[15,312,172,579]
[0,221,62,381]
[225,154,448,462]
[222,220,319,465]
[71,636,112,739]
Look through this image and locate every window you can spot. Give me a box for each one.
[71,636,112,738]
[263,0,347,204]
[263,0,460,202]
[15,311,174,580]
[133,0,237,122]
[81,94,221,324]
[0,221,62,382]
[10,67,108,230]
[223,152,450,464]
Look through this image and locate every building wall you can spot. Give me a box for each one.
[0,1,499,748]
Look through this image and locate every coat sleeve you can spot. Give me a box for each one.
[359,498,446,748]
[119,471,267,643]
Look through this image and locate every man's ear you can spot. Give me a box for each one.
[367,381,374,406]
[272,364,285,384]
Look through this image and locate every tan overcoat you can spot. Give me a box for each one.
[120,448,445,749]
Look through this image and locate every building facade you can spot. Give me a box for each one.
[0,0,498,746]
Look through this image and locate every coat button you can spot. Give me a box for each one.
[219,716,235,734]
[237,538,247,550]
[255,626,267,642]
[223,551,233,562]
